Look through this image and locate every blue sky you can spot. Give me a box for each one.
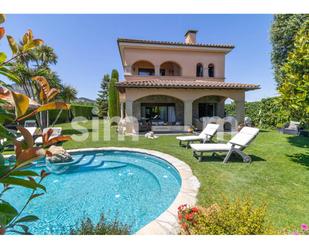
[1,14,277,102]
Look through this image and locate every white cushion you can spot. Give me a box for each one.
[26,127,37,136]
[191,143,232,152]
[176,123,219,141]
[42,127,62,136]
[176,135,202,141]
[200,123,220,137]
[288,121,300,130]
[229,127,259,147]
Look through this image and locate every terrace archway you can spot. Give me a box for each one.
[132,60,155,76]
[132,95,184,125]
[159,61,182,76]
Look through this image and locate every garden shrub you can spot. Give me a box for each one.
[178,198,277,235]
[48,109,70,123]
[71,104,94,120]
[70,213,130,235]
[225,97,289,128]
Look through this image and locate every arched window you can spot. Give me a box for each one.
[208,64,215,78]
[196,63,203,77]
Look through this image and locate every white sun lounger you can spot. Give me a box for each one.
[34,127,62,145]
[176,123,220,148]
[190,127,260,163]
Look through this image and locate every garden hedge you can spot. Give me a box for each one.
[45,104,94,124]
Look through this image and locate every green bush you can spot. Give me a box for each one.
[71,104,93,120]
[179,198,277,235]
[225,97,289,128]
[48,104,93,124]
[70,213,131,235]
[48,109,70,124]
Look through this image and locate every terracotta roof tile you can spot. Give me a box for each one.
[117,38,234,49]
[116,79,260,91]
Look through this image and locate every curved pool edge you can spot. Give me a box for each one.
[67,147,200,235]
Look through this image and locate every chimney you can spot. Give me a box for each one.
[184,30,198,44]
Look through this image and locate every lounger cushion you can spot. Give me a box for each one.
[229,127,259,147]
[200,123,220,137]
[176,135,204,141]
[176,123,219,141]
[190,143,232,152]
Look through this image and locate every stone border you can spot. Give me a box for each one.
[67,147,200,235]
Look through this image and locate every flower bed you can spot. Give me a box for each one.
[178,198,277,235]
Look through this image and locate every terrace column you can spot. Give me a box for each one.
[184,100,193,127]
[125,100,133,117]
[124,65,132,76]
[217,98,226,118]
[154,65,160,76]
[235,100,245,125]
[120,102,124,119]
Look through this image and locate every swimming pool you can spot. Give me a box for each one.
[3,149,182,234]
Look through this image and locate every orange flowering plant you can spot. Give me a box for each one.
[177,204,199,233]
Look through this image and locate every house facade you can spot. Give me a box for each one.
[116,30,259,132]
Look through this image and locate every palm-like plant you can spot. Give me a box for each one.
[30,45,58,68]
[8,43,62,129]
[60,84,77,103]
[59,84,78,121]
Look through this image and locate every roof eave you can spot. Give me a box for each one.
[117,38,235,51]
[116,83,260,91]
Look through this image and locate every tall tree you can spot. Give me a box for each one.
[108,77,118,119]
[96,74,109,118]
[278,20,309,124]
[60,84,77,103]
[111,69,120,116]
[9,43,62,129]
[59,84,78,121]
[270,14,308,87]
[30,45,58,67]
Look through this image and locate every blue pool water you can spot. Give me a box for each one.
[3,150,181,234]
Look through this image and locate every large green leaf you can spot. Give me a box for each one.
[0,109,14,123]
[11,91,30,118]
[0,52,6,64]
[0,165,10,176]
[10,170,39,177]
[0,124,16,140]
[6,36,18,55]
[15,215,39,223]
[0,200,18,226]
[0,66,21,83]
[17,102,70,121]
[16,224,30,234]
[0,155,4,167]
[22,39,44,52]
[0,176,46,191]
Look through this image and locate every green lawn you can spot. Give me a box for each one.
[57,120,309,230]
